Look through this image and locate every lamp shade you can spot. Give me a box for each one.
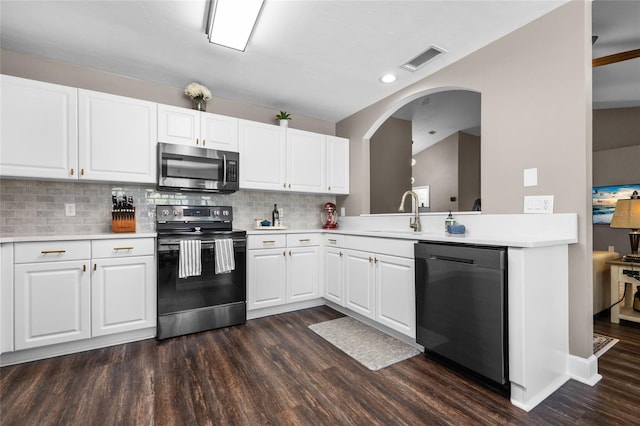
[610,198,640,229]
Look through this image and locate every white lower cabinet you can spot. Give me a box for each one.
[342,236,416,338]
[323,235,345,305]
[247,233,319,310]
[91,239,156,337]
[11,238,155,352]
[13,241,92,350]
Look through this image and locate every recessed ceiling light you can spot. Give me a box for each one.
[207,0,264,51]
[380,74,396,83]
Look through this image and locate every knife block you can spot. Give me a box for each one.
[112,208,136,233]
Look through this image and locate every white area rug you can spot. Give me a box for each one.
[593,333,619,358]
[309,317,420,371]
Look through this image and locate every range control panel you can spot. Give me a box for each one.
[156,205,232,223]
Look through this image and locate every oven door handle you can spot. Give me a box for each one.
[157,239,246,251]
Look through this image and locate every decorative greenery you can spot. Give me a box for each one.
[184,82,212,101]
[276,111,291,121]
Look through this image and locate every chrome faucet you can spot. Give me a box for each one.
[398,190,421,232]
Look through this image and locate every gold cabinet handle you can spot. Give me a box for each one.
[196,138,199,145]
[262,240,276,244]
[283,183,287,189]
[93,263,97,271]
[339,251,343,257]
[288,184,291,188]
[83,264,87,272]
[41,250,66,254]
[328,186,331,191]
[328,238,337,244]
[299,239,311,242]
[70,168,75,176]
[283,251,286,257]
[374,258,378,264]
[289,250,292,256]
[203,139,206,146]
[369,256,373,263]
[114,246,134,251]
[80,168,85,176]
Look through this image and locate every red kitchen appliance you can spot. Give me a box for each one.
[321,202,338,229]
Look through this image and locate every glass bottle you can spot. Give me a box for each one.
[272,204,280,227]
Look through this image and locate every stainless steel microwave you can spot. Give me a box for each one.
[157,142,239,193]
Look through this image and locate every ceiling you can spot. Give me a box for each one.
[1,1,637,125]
[0,0,571,123]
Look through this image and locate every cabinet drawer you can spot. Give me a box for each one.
[248,234,286,250]
[92,238,155,258]
[323,234,345,247]
[345,236,414,258]
[14,240,91,263]
[286,233,320,248]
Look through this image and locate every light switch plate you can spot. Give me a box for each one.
[524,195,554,214]
[523,168,538,187]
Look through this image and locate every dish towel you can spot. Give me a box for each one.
[215,238,235,274]
[179,240,202,279]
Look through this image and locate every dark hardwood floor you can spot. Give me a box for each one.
[1,306,639,425]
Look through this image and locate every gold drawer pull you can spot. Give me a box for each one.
[114,246,134,251]
[262,240,276,244]
[328,239,337,243]
[41,250,66,254]
[299,239,311,242]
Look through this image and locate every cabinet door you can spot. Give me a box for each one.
[375,254,415,337]
[157,104,200,146]
[239,119,286,190]
[324,246,344,305]
[286,128,325,193]
[247,248,286,309]
[201,113,239,151]
[344,250,375,319]
[326,135,349,194]
[92,256,156,337]
[78,90,157,183]
[14,260,91,350]
[287,246,319,302]
[0,75,78,180]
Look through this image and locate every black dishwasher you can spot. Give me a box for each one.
[415,241,508,394]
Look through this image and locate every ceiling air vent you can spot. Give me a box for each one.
[401,45,446,71]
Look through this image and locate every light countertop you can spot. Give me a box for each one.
[0,232,157,244]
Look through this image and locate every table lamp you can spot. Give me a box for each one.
[610,190,640,261]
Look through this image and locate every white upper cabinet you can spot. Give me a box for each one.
[0,75,78,180]
[286,128,326,193]
[158,104,238,151]
[78,90,157,183]
[326,135,349,194]
[201,113,239,151]
[239,119,287,191]
[239,120,349,194]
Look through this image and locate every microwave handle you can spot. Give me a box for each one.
[223,154,227,186]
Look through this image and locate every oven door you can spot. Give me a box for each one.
[156,235,246,338]
[157,142,239,193]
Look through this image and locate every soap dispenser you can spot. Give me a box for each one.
[445,211,456,233]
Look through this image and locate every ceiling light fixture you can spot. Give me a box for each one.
[380,74,396,83]
[206,0,264,51]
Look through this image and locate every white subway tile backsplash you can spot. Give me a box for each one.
[0,179,334,237]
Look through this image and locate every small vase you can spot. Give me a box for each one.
[192,97,207,111]
[279,119,289,128]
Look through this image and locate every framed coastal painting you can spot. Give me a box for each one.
[592,184,640,224]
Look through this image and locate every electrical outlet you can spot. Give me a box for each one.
[65,203,76,217]
[524,195,554,214]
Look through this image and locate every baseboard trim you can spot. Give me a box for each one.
[568,353,602,386]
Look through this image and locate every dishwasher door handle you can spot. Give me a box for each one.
[429,255,476,265]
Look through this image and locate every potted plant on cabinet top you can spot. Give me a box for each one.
[276,111,291,127]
